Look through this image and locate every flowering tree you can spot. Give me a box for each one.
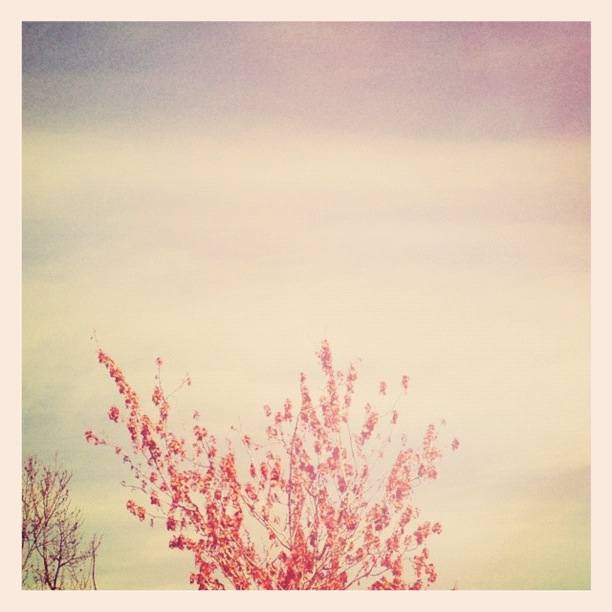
[86,340,458,590]
[22,455,101,590]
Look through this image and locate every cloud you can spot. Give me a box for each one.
[23,22,590,138]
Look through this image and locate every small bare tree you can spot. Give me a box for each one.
[22,455,101,590]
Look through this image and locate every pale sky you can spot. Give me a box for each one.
[22,21,590,590]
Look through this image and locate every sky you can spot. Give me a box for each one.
[21,21,590,591]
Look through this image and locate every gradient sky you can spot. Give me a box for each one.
[22,22,590,590]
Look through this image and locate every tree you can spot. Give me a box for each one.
[22,455,101,590]
[86,340,459,589]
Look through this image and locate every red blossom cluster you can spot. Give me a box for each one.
[127,499,147,522]
[86,340,458,590]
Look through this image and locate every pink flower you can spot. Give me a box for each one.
[84,430,102,445]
